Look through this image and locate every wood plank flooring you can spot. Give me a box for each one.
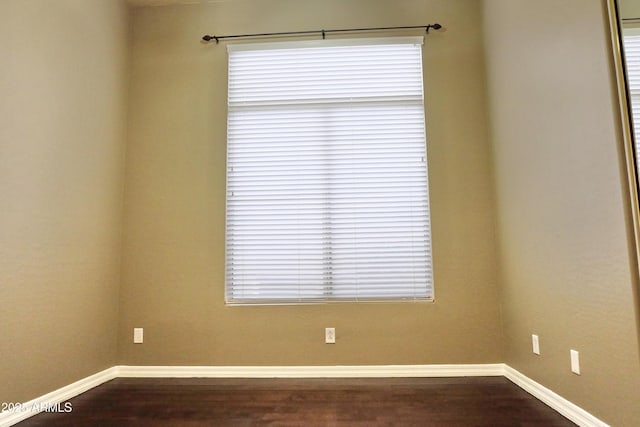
[16,377,576,426]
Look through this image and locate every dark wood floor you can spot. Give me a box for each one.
[16,377,575,426]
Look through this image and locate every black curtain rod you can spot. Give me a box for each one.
[202,23,442,43]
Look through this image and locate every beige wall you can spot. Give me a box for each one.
[619,0,640,19]
[483,0,640,425]
[118,0,503,365]
[0,0,129,403]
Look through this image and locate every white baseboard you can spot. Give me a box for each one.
[1,364,609,427]
[503,365,609,427]
[115,363,505,378]
[0,367,117,427]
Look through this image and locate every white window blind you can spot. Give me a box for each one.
[624,27,640,162]
[225,37,433,304]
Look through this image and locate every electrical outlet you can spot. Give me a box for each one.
[570,349,580,375]
[532,334,540,355]
[325,327,336,344]
[133,328,144,344]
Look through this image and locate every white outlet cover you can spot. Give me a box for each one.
[570,349,580,375]
[532,334,540,355]
[134,328,144,344]
[325,327,336,344]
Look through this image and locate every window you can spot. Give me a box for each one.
[225,37,433,304]
[623,27,640,161]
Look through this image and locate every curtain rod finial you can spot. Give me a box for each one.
[202,35,219,43]
[426,23,442,33]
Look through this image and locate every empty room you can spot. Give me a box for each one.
[1,0,640,425]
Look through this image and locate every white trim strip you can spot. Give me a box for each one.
[0,367,117,427]
[503,365,609,427]
[0,364,609,427]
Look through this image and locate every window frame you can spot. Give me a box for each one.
[224,37,434,305]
